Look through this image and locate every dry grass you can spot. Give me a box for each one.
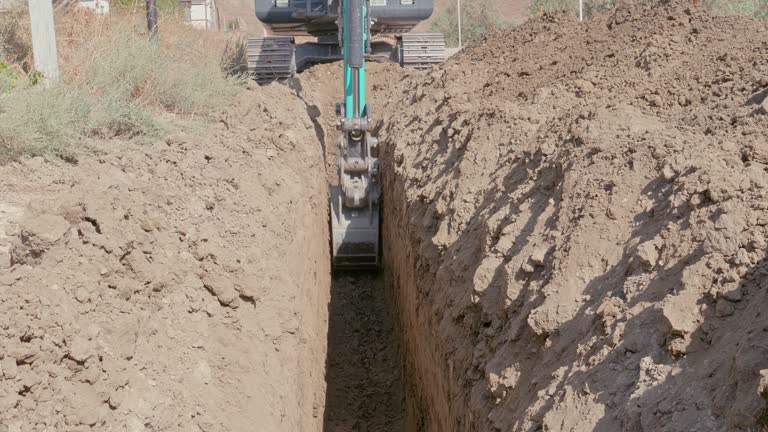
[530,0,768,19]
[0,9,245,162]
[430,0,512,47]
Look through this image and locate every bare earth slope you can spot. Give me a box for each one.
[0,84,331,432]
[379,1,768,431]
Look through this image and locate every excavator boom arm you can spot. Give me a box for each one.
[331,0,381,270]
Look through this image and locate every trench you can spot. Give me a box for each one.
[322,272,405,431]
[293,65,432,432]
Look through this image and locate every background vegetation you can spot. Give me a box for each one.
[530,0,768,18]
[0,9,244,163]
[430,0,511,47]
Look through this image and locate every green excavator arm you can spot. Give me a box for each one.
[330,0,381,270]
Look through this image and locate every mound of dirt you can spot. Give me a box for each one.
[379,1,768,430]
[0,84,331,431]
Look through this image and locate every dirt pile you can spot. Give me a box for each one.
[0,83,331,432]
[379,1,768,430]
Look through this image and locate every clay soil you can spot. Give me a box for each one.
[3,1,768,431]
[378,1,768,431]
[0,84,332,431]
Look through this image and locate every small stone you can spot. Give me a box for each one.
[0,393,19,411]
[574,79,594,95]
[720,283,743,302]
[0,250,10,270]
[759,96,768,115]
[1,357,18,379]
[736,248,751,266]
[636,241,659,270]
[751,235,767,251]
[4,223,19,237]
[540,143,555,156]
[108,389,125,409]
[597,297,625,321]
[707,186,733,203]
[19,370,41,390]
[74,288,90,303]
[202,274,239,308]
[487,365,521,399]
[668,337,690,357]
[704,231,739,256]
[139,219,154,232]
[714,213,745,234]
[758,370,768,395]
[689,193,702,207]
[662,164,676,180]
[715,298,735,317]
[520,262,535,273]
[722,271,739,283]
[68,336,95,363]
[78,408,100,426]
[648,95,663,107]
[530,247,548,266]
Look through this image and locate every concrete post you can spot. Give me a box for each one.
[28,0,59,82]
[457,0,462,49]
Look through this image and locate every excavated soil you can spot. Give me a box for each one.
[378,1,768,431]
[4,1,768,431]
[0,84,332,431]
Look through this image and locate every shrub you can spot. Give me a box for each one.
[704,0,768,17]
[0,12,32,67]
[0,11,244,162]
[530,0,768,19]
[110,0,183,15]
[430,0,511,48]
[531,0,618,17]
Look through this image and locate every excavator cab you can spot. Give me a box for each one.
[249,0,446,83]
[252,0,443,270]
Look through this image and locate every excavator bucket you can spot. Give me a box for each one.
[330,185,380,270]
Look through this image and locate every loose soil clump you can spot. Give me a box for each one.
[379,1,768,430]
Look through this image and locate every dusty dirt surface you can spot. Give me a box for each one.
[6,1,768,430]
[378,1,768,431]
[0,84,331,432]
[323,274,404,432]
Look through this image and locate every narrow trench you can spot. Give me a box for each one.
[294,68,409,431]
[322,272,405,431]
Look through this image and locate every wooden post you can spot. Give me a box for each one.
[146,0,158,43]
[28,0,59,82]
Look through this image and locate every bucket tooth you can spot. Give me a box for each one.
[330,185,380,270]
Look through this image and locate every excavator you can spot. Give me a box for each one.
[252,0,445,269]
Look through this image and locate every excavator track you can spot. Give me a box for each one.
[398,33,447,69]
[246,37,297,84]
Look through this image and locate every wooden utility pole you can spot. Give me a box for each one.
[145,0,158,43]
[28,0,59,82]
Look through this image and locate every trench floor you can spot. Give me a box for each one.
[323,273,404,431]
